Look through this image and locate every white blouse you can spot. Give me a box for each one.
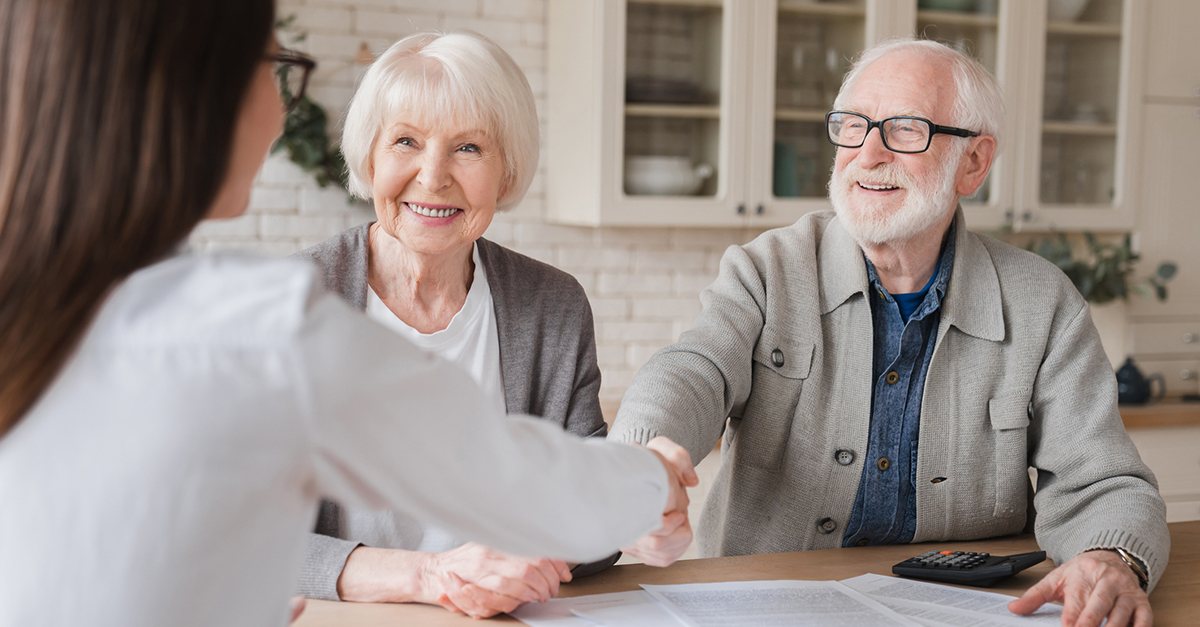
[0,253,667,627]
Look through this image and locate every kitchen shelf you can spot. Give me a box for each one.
[774,108,828,123]
[1042,120,1119,136]
[777,1,865,19]
[1121,400,1200,429]
[916,10,999,28]
[1046,21,1122,37]
[624,103,721,119]
[627,0,722,9]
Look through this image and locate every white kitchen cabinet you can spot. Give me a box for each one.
[1126,425,1200,523]
[547,0,1149,229]
[1126,0,1200,398]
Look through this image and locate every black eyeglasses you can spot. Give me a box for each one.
[267,49,316,113]
[825,111,980,154]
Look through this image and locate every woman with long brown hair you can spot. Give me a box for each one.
[0,1,695,625]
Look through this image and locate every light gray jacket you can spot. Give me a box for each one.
[610,210,1169,590]
[292,223,612,600]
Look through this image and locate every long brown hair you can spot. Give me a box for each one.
[0,0,275,436]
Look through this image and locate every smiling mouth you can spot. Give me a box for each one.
[405,202,462,219]
[858,182,901,191]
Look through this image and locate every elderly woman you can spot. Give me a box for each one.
[291,32,685,618]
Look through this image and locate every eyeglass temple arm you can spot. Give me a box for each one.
[932,124,980,138]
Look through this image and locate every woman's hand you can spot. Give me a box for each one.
[1008,550,1151,627]
[421,543,572,618]
[337,543,570,618]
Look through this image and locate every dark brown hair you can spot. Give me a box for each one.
[0,0,275,436]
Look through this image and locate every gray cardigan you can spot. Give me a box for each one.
[611,209,1170,590]
[292,223,614,600]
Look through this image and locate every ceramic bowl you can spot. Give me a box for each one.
[1048,0,1090,22]
[624,156,715,196]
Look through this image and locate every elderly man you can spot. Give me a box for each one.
[611,39,1167,627]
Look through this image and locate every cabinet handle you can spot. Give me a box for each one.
[755,204,764,215]
[736,204,745,215]
[1022,211,1034,223]
[1182,369,1194,381]
[1184,332,1197,344]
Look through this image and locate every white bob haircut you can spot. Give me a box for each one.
[833,38,1005,152]
[341,31,539,211]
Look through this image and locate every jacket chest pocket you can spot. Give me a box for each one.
[988,396,1031,518]
[735,338,814,471]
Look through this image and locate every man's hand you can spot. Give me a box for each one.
[621,510,693,567]
[288,596,306,624]
[1008,550,1151,627]
[643,436,700,515]
[620,436,700,567]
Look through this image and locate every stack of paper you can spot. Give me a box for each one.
[509,573,1064,627]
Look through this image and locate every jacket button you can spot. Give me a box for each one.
[877,457,890,471]
[817,517,838,534]
[856,538,870,547]
[771,349,785,367]
[885,371,899,385]
[835,449,855,466]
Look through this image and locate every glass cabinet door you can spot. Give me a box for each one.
[771,0,866,201]
[916,0,1000,205]
[623,0,724,199]
[1039,0,1124,208]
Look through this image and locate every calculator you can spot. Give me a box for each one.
[892,550,1047,587]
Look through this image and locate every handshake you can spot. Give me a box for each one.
[624,436,701,568]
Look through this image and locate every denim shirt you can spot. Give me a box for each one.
[842,225,956,547]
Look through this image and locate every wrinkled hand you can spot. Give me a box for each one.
[1008,550,1151,627]
[644,436,700,515]
[422,542,572,619]
[621,436,700,567]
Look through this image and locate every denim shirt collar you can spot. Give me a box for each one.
[864,221,957,324]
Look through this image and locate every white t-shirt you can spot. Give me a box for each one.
[366,243,506,417]
[0,253,668,627]
[360,244,505,553]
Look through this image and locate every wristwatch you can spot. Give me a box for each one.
[1087,547,1149,591]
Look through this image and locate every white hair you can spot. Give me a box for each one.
[833,38,1005,151]
[341,31,539,211]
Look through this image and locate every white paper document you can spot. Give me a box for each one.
[841,574,1063,626]
[641,580,921,627]
[509,591,629,627]
[571,590,687,627]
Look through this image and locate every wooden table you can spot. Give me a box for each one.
[295,520,1199,626]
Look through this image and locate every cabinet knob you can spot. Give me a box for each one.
[1184,332,1197,344]
[736,204,745,215]
[1022,210,1034,223]
[755,204,764,215]
[1182,369,1194,381]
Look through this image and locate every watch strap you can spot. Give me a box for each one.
[1087,547,1149,591]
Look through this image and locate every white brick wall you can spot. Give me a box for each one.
[197,0,769,404]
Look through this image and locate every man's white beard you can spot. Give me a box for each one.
[829,148,964,245]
